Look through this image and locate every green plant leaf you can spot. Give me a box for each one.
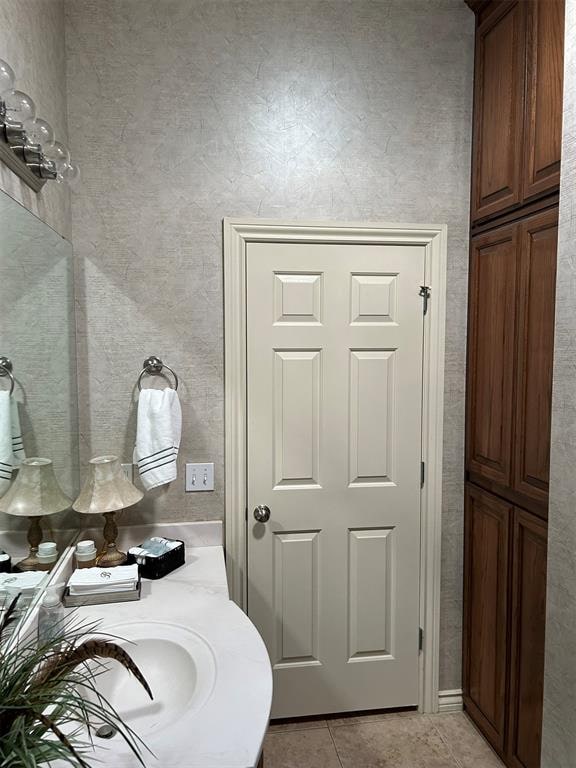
[0,613,153,768]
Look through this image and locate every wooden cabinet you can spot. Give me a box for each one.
[507,509,548,768]
[466,208,557,514]
[464,2,561,764]
[463,486,548,764]
[466,225,518,487]
[463,485,511,752]
[523,0,565,199]
[471,0,564,222]
[472,1,526,221]
[513,210,558,506]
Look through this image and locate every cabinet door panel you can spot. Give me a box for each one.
[463,484,511,753]
[507,509,547,768]
[513,209,558,508]
[472,0,526,221]
[523,0,564,200]
[467,226,518,486]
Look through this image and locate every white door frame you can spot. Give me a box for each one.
[223,218,447,714]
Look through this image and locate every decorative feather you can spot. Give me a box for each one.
[34,639,153,701]
[0,593,21,643]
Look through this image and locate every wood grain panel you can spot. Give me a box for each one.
[464,2,559,764]
[466,225,518,486]
[472,0,526,221]
[523,0,564,200]
[470,194,559,238]
[467,471,548,523]
[513,209,558,508]
[463,484,511,753]
[507,509,547,768]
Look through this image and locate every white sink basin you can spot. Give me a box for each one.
[87,620,217,739]
[57,546,272,768]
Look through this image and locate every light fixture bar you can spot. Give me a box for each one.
[0,56,78,192]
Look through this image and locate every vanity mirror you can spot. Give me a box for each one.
[0,189,80,637]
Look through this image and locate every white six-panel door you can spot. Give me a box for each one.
[246,240,426,718]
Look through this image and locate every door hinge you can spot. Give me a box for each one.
[419,285,431,315]
[420,461,425,487]
[245,507,248,522]
[419,627,424,651]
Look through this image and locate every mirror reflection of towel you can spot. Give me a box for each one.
[0,392,25,497]
[133,388,182,491]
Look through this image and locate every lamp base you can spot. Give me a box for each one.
[97,543,127,568]
[97,512,126,568]
[14,517,43,571]
[15,549,40,572]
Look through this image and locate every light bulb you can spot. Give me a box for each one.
[1,89,35,125]
[0,59,15,94]
[42,140,70,182]
[24,117,54,148]
[61,160,81,188]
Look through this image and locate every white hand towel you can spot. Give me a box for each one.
[68,564,139,595]
[133,388,182,491]
[0,392,25,496]
[0,571,47,596]
[10,397,24,467]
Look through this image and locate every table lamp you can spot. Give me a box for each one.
[73,455,143,568]
[0,457,71,571]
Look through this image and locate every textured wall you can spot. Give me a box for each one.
[66,0,474,690]
[0,0,70,239]
[542,0,576,762]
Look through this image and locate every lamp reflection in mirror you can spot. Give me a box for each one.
[0,457,71,571]
[73,455,143,568]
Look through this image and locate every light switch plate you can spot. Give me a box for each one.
[185,463,214,492]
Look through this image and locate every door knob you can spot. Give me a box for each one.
[253,505,271,523]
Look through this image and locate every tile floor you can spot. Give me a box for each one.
[264,710,505,767]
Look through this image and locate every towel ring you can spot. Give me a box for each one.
[0,356,15,396]
[137,356,179,391]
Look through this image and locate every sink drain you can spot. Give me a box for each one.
[95,724,117,739]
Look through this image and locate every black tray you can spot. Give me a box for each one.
[126,539,185,580]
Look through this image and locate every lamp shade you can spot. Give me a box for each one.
[0,457,71,517]
[73,455,143,515]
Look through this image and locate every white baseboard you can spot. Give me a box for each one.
[438,689,463,713]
